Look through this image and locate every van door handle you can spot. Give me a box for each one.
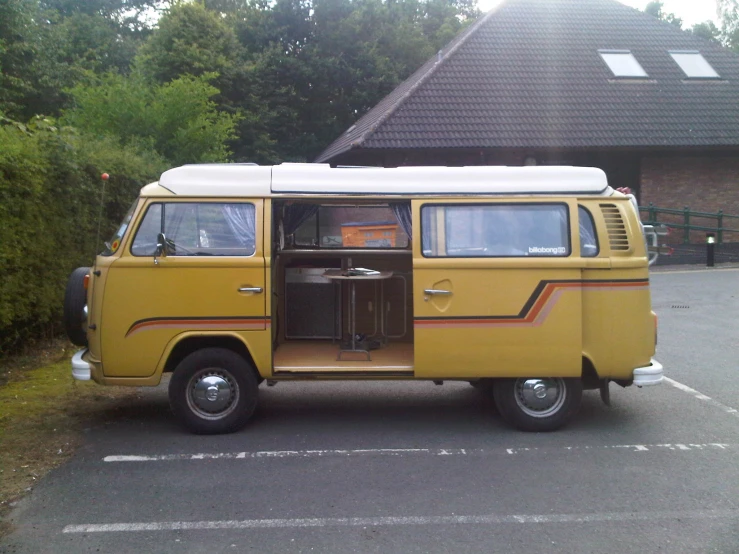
[424,289,452,296]
[238,287,263,293]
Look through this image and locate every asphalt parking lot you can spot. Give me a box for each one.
[2,267,738,553]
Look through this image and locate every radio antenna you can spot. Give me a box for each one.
[94,172,109,260]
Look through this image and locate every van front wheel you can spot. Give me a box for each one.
[493,377,582,432]
[169,348,258,435]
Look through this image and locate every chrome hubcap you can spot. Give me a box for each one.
[514,378,567,418]
[187,369,239,420]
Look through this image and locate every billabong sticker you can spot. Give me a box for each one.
[528,246,567,254]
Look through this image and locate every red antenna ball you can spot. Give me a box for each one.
[101,173,109,181]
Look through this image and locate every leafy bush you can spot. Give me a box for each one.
[0,115,167,355]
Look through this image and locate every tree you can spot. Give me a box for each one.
[38,0,168,24]
[21,10,150,118]
[0,0,157,120]
[228,0,479,162]
[644,1,683,29]
[717,0,739,50]
[0,0,40,119]
[136,1,278,162]
[62,71,242,165]
[691,21,721,43]
[136,3,243,89]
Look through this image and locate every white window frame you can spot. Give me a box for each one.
[598,50,648,78]
[669,50,720,79]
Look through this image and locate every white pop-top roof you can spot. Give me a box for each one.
[154,163,611,197]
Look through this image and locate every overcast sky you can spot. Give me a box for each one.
[475,0,720,27]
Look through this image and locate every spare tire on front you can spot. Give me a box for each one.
[63,267,90,347]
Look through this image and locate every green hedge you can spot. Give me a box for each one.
[0,117,167,355]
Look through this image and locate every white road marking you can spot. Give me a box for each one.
[62,509,739,533]
[504,443,728,455]
[665,377,739,418]
[103,449,466,462]
[103,443,731,463]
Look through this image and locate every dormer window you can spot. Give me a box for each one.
[598,50,648,78]
[669,51,720,79]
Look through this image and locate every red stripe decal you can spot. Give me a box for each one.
[126,318,270,338]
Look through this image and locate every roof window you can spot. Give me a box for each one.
[598,50,648,78]
[669,51,719,79]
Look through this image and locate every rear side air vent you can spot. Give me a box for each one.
[600,204,630,251]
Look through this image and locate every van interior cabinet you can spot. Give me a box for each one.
[284,268,341,339]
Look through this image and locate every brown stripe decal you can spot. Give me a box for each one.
[414,279,648,329]
[126,317,270,338]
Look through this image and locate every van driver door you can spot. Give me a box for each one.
[411,199,582,379]
[101,199,268,378]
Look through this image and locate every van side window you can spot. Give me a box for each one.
[421,204,570,257]
[131,202,256,256]
[578,206,599,257]
[292,205,409,248]
[131,204,162,256]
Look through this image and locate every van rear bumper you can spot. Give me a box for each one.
[633,359,663,387]
[72,349,92,381]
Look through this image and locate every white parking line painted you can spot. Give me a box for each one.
[62,509,739,533]
[103,448,467,462]
[103,443,732,463]
[505,443,729,455]
[665,377,739,418]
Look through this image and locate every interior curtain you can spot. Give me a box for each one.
[221,204,256,248]
[390,202,412,238]
[164,203,190,238]
[421,206,435,255]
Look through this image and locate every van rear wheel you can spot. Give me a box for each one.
[493,377,582,432]
[169,348,258,435]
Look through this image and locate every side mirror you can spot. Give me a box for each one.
[155,232,168,258]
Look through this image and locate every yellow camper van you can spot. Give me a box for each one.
[65,164,663,434]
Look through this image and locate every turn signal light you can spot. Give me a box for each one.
[83,274,90,290]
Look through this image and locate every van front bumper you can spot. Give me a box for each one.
[72,349,92,381]
[633,358,663,387]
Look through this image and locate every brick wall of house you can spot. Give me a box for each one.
[640,156,739,243]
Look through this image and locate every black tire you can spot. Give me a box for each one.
[493,377,582,432]
[168,347,258,435]
[63,267,90,347]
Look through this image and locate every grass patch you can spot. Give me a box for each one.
[0,341,138,534]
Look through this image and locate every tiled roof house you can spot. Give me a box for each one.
[315,0,739,217]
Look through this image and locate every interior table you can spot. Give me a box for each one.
[322,269,394,360]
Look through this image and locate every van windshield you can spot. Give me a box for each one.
[100,200,138,256]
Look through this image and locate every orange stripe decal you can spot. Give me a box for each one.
[415,279,648,329]
[125,317,270,338]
